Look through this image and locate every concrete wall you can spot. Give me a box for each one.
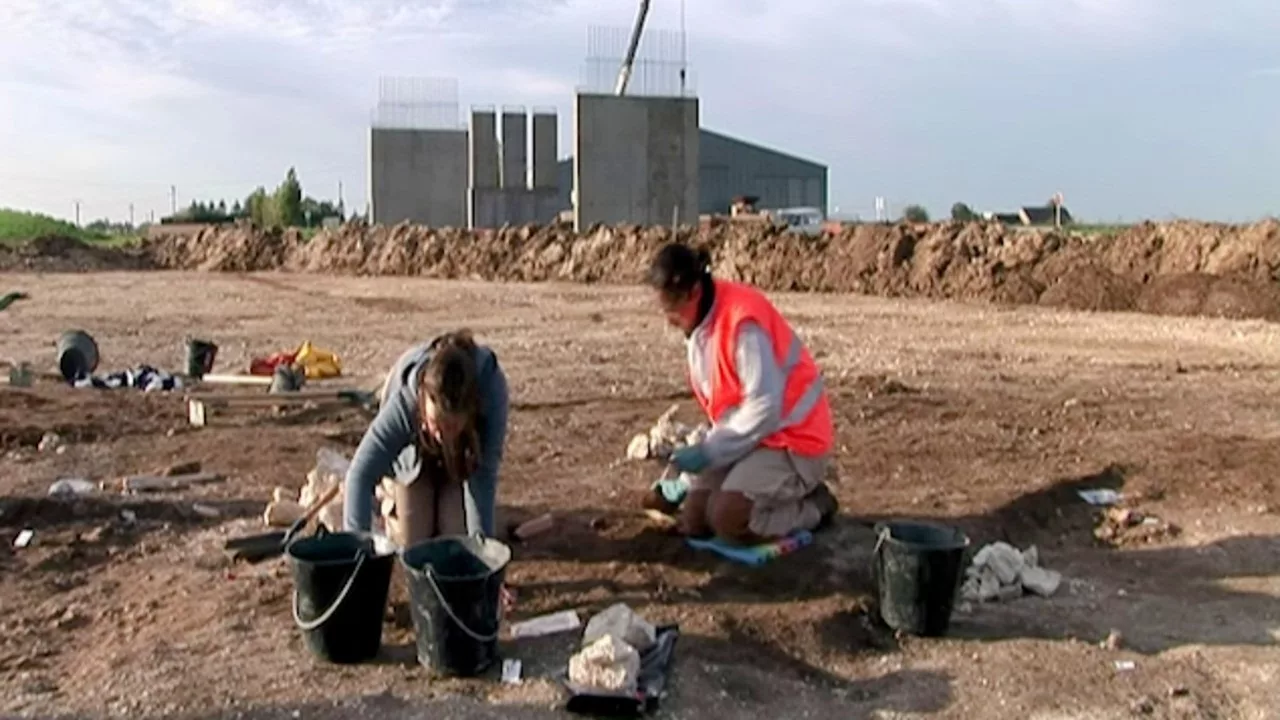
[470,188,561,227]
[369,128,468,227]
[469,110,499,190]
[500,110,527,190]
[574,94,699,230]
[532,112,558,190]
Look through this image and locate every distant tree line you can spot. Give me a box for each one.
[162,167,345,229]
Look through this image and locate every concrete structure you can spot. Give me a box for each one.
[557,127,828,219]
[532,110,558,189]
[469,107,561,228]
[369,128,468,227]
[469,109,499,190]
[500,108,527,190]
[573,93,699,230]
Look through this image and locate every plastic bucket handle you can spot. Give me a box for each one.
[292,550,368,632]
[410,532,505,644]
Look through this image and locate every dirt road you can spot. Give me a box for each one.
[2,271,1278,719]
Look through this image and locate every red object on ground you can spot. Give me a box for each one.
[249,351,296,376]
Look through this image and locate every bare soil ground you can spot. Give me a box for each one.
[2,271,1279,719]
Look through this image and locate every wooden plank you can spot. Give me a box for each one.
[121,472,225,493]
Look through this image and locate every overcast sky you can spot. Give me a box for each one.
[1,0,1278,224]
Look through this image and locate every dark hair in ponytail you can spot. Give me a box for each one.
[418,329,482,481]
[647,241,713,299]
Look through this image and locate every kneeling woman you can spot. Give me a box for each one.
[343,330,509,544]
[645,242,838,545]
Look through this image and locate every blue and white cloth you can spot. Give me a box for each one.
[72,365,184,392]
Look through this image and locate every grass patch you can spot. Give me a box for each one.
[0,208,139,247]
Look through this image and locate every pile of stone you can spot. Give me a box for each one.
[624,404,708,461]
[568,603,657,694]
[960,542,1062,602]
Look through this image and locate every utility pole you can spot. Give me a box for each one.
[338,180,345,214]
[129,203,135,227]
[73,199,81,227]
[170,185,177,215]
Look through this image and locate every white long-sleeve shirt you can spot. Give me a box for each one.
[686,314,786,469]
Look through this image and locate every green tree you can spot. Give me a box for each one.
[902,204,930,223]
[950,202,977,222]
[273,167,303,227]
[245,187,271,226]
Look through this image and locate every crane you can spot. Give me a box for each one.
[613,0,651,96]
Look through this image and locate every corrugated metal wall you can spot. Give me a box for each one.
[555,128,828,219]
[698,130,827,217]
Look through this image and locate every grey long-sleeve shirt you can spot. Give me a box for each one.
[687,313,786,469]
[342,340,509,536]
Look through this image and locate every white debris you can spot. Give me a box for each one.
[501,658,523,685]
[961,541,1062,602]
[582,603,656,653]
[623,404,709,461]
[48,478,97,497]
[37,433,62,453]
[14,529,34,549]
[509,610,581,639]
[568,635,641,694]
[1077,489,1122,506]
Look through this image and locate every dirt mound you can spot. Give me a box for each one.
[0,235,152,272]
[11,219,1279,322]
[1038,264,1139,312]
[145,222,302,272]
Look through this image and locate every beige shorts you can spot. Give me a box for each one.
[692,447,830,538]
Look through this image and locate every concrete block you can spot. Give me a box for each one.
[573,93,698,230]
[532,112,558,189]
[469,109,499,190]
[369,127,467,227]
[501,109,527,190]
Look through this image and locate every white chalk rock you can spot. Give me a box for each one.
[1021,544,1040,569]
[626,433,651,460]
[568,635,641,693]
[582,603,657,653]
[973,541,1025,585]
[1020,566,1062,597]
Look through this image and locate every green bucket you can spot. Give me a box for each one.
[185,338,218,378]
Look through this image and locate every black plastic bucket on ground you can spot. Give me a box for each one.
[400,535,512,677]
[873,520,970,637]
[56,330,99,382]
[286,531,394,664]
[185,338,218,378]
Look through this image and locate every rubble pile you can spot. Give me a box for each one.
[961,541,1062,602]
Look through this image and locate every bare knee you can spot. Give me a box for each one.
[709,491,758,545]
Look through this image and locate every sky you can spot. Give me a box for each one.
[1,0,1278,224]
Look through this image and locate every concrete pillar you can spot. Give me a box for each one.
[501,107,527,190]
[469,108,498,189]
[531,110,558,190]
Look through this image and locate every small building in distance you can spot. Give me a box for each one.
[985,204,1074,227]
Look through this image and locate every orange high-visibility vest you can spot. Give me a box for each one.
[689,279,834,457]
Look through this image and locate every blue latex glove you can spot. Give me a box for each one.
[670,444,710,474]
[653,476,690,505]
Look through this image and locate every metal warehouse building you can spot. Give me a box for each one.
[557,127,828,218]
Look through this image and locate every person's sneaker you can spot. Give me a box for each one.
[808,484,840,531]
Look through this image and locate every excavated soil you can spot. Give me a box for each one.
[4,274,1280,718]
[10,219,1280,320]
[0,235,152,273]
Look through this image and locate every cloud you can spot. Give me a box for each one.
[0,0,1276,222]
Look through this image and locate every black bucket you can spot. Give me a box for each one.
[873,520,970,637]
[185,338,218,378]
[56,330,99,382]
[400,535,512,677]
[286,531,395,664]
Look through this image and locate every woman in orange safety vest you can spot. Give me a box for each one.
[642,241,839,544]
